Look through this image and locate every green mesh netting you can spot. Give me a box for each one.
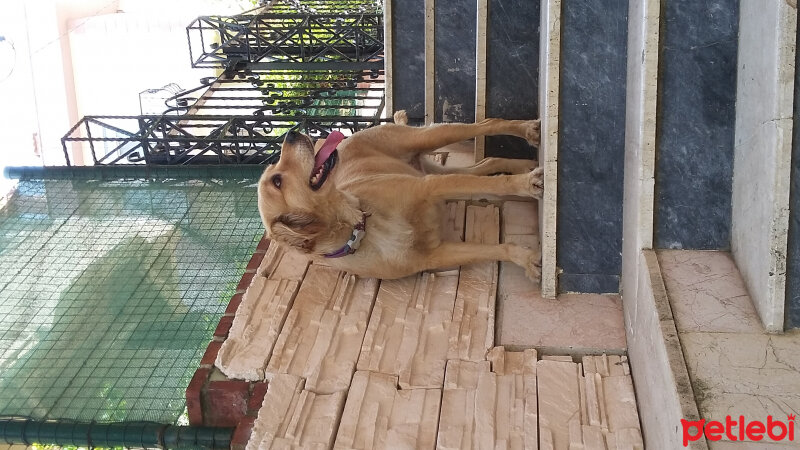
[0,176,264,424]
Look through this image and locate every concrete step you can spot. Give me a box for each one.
[629,248,800,449]
[658,250,800,449]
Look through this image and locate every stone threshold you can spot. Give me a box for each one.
[632,249,800,449]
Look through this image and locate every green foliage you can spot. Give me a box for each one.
[271,0,383,14]
[257,70,362,117]
[33,445,125,450]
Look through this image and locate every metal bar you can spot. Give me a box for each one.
[60,138,72,166]
[474,0,488,162]
[105,143,146,165]
[241,62,383,70]
[85,120,98,165]
[197,18,207,68]
[95,138,135,164]
[197,13,382,20]
[212,71,383,77]
[74,114,392,121]
[373,92,387,120]
[186,25,195,69]
[0,418,232,449]
[209,86,386,92]
[174,118,233,165]
[187,12,383,67]
[65,136,283,144]
[86,117,137,138]
[424,0,435,124]
[139,116,152,165]
[61,114,391,166]
[59,117,87,166]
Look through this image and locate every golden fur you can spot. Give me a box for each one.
[257,111,544,281]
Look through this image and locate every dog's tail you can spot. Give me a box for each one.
[393,110,408,125]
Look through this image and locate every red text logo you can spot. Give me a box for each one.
[682,415,796,446]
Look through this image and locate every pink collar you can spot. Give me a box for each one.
[324,211,369,258]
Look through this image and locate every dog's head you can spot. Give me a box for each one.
[257,130,351,254]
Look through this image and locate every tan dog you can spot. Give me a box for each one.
[257,111,543,281]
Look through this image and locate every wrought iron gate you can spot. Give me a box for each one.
[61,0,386,167]
[187,13,383,69]
[62,114,386,166]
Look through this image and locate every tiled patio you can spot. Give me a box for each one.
[193,198,640,449]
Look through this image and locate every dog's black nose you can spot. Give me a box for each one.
[285,130,300,143]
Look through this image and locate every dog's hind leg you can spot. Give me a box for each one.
[420,168,544,199]
[348,117,540,158]
[420,157,536,175]
[420,241,541,282]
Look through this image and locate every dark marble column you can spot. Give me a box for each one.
[654,0,738,249]
[785,11,800,330]
[557,0,628,294]
[391,0,425,120]
[485,0,540,159]
[435,0,477,123]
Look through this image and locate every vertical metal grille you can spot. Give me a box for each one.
[187,13,383,69]
[61,115,388,166]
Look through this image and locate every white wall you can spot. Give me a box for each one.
[0,0,98,167]
[68,13,215,118]
[0,0,252,170]
[0,2,42,176]
[538,0,560,298]
[620,0,659,302]
[731,0,797,332]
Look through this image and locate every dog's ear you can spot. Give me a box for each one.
[270,212,323,253]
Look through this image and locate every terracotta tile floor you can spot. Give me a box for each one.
[496,200,626,354]
[214,199,637,449]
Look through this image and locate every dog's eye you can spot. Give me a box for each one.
[271,174,282,189]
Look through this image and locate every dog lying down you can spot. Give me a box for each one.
[257,111,544,282]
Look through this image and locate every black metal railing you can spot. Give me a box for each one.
[187,13,383,69]
[164,68,385,117]
[61,0,386,167]
[61,115,388,166]
[267,0,382,14]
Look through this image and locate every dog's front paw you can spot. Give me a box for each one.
[525,254,542,283]
[508,245,542,283]
[524,120,540,147]
[525,167,544,198]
